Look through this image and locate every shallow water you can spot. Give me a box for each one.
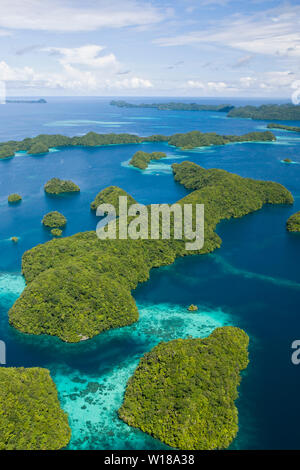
[0,97,300,449]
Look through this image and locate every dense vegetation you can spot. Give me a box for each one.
[51,228,62,237]
[228,104,300,121]
[42,211,67,228]
[9,163,293,342]
[110,100,234,112]
[119,326,249,450]
[8,193,22,203]
[28,142,49,155]
[0,132,142,160]
[0,129,276,160]
[286,211,300,232]
[168,130,275,149]
[129,151,167,169]
[91,185,137,213]
[44,177,80,195]
[0,367,70,450]
[0,145,15,159]
[267,123,300,132]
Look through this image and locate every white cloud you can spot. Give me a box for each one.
[186,80,205,89]
[0,56,153,92]
[110,77,153,89]
[43,45,119,69]
[0,61,37,81]
[0,0,165,32]
[184,71,300,96]
[186,80,230,93]
[207,81,228,92]
[155,4,300,57]
[239,76,256,88]
[262,71,296,87]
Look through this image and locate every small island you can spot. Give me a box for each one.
[11,237,19,243]
[283,158,293,163]
[286,211,300,232]
[267,123,300,133]
[91,186,136,212]
[119,326,249,450]
[0,367,70,450]
[228,104,300,121]
[129,151,167,170]
[8,193,22,204]
[51,228,62,237]
[9,163,293,343]
[42,211,67,228]
[110,100,234,112]
[188,304,198,311]
[44,177,80,195]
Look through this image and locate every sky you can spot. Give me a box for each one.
[0,0,299,98]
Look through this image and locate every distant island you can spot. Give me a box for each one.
[129,150,167,169]
[119,326,249,450]
[44,177,80,195]
[5,99,47,104]
[267,123,300,132]
[0,129,276,160]
[0,367,70,450]
[286,211,300,232]
[228,104,300,121]
[9,162,293,343]
[111,100,300,121]
[110,100,234,112]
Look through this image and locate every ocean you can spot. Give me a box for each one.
[0,96,300,449]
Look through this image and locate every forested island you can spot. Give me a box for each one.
[44,177,80,195]
[228,104,300,120]
[0,130,276,160]
[42,211,67,228]
[8,193,22,204]
[286,211,300,232]
[91,186,136,212]
[51,228,63,237]
[168,130,275,149]
[0,367,70,450]
[267,123,300,133]
[110,100,234,112]
[129,151,167,169]
[119,326,249,450]
[9,162,293,343]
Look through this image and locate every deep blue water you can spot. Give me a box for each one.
[0,97,300,449]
